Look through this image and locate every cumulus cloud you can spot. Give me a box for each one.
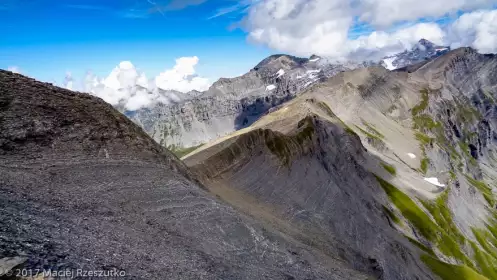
[155,56,210,92]
[83,57,211,111]
[357,0,494,27]
[7,66,21,74]
[243,0,497,59]
[449,10,497,53]
[347,23,446,61]
[63,72,74,90]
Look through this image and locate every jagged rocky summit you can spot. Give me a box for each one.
[381,39,451,70]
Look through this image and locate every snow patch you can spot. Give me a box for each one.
[276,69,285,77]
[306,69,320,74]
[266,84,276,91]
[424,177,445,187]
[382,57,397,70]
[407,153,417,159]
[303,80,315,88]
[435,47,449,52]
[309,57,320,62]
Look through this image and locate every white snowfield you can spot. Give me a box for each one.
[306,69,320,74]
[424,177,446,187]
[266,84,276,91]
[435,47,449,52]
[382,57,397,70]
[309,57,320,62]
[276,69,285,77]
[407,153,417,159]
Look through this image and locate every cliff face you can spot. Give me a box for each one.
[129,55,357,149]
[0,70,371,280]
[183,48,497,280]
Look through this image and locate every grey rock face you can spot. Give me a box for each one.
[129,55,357,149]
[413,48,497,232]
[0,70,371,279]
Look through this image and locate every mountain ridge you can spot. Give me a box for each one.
[0,69,373,280]
[128,39,450,152]
[182,47,497,280]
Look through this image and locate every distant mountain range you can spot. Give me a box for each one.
[127,39,449,151]
[127,52,361,150]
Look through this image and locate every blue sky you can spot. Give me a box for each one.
[0,0,271,84]
[1,0,496,90]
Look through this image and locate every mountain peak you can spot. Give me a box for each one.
[253,54,308,70]
[418,38,435,46]
[414,39,436,51]
[309,54,321,61]
[381,39,450,70]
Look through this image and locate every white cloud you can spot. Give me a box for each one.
[347,23,446,61]
[82,57,211,111]
[7,66,21,74]
[243,0,497,60]
[63,71,74,90]
[102,61,149,90]
[358,0,494,27]
[449,10,497,53]
[155,56,211,92]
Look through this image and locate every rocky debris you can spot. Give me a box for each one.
[0,70,372,280]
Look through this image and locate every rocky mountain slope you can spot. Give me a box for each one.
[0,70,373,279]
[183,48,497,280]
[128,54,362,150]
[129,39,448,153]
